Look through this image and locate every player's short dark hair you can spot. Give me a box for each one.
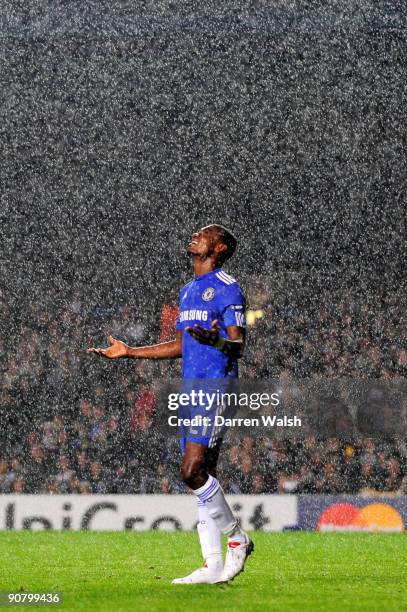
[213,225,237,263]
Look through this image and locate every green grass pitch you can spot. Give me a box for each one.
[0,532,405,611]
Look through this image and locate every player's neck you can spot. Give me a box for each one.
[192,257,221,277]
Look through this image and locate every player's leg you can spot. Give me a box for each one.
[180,441,253,584]
[196,445,223,571]
[172,443,223,584]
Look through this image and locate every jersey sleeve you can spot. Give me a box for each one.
[175,313,182,330]
[218,283,246,328]
[175,290,182,330]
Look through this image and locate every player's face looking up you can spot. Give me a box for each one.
[187,225,228,264]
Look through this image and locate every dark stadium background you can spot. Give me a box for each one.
[0,1,406,496]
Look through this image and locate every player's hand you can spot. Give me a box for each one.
[87,335,128,359]
[185,319,220,346]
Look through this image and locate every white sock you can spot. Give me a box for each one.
[193,475,244,541]
[196,500,223,571]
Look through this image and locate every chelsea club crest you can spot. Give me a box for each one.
[202,287,215,301]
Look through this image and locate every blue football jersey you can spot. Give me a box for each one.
[176,267,246,378]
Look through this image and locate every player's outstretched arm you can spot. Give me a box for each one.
[87,331,182,360]
[185,320,245,358]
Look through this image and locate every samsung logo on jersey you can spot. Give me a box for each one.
[179,309,209,322]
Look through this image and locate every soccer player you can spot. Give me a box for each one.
[88,224,253,584]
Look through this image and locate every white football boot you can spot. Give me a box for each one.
[214,533,254,584]
[172,561,223,585]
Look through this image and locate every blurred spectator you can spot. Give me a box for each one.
[88,461,108,494]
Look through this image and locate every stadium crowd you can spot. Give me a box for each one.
[0,287,406,496]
